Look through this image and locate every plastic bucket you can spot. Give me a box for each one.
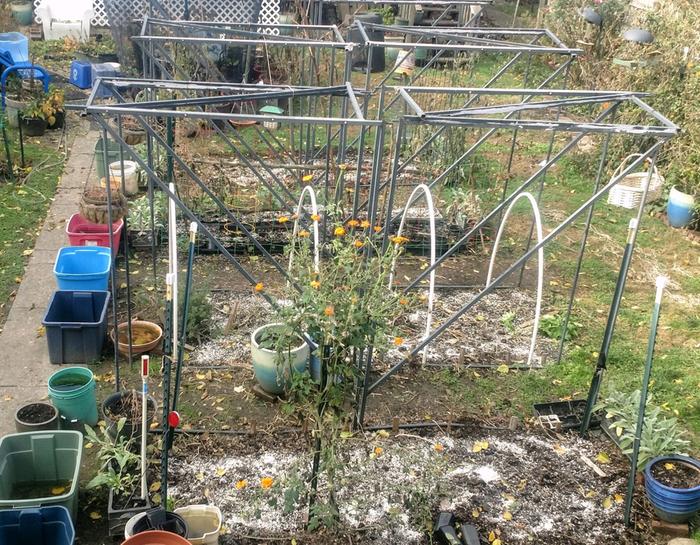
[66,214,123,251]
[94,138,122,179]
[109,161,139,196]
[53,246,112,291]
[47,367,98,426]
[0,506,75,545]
[174,505,222,545]
[667,186,696,228]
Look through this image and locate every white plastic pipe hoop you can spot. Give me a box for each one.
[486,191,544,367]
[288,185,320,275]
[388,184,436,365]
[168,182,178,365]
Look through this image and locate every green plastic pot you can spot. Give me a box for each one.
[48,367,98,426]
[10,3,33,26]
[0,431,83,521]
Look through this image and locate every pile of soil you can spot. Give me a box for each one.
[650,460,700,489]
[17,403,55,424]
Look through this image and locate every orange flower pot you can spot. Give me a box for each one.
[121,530,190,545]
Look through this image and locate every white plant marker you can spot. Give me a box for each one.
[168,183,178,371]
[486,191,544,367]
[140,354,149,500]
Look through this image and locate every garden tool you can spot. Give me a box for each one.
[580,218,638,435]
[172,221,198,423]
[624,276,668,525]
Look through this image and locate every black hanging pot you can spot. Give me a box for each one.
[21,116,47,137]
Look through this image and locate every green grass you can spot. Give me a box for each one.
[0,139,64,325]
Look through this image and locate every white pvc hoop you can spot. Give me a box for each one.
[288,185,320,275]
[486,191,544,367]
[388,184,436,365]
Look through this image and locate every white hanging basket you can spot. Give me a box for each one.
[607,153,664,209]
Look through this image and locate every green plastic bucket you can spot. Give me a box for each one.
[47,367,98,426]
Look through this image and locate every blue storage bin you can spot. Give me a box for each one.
[0,33,29,63]
[54,246,111,291]
[0,506,75,545]
[42,291,110,364]
[91,62,120,99]
[69,60,92,89]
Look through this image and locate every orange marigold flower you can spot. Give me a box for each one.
[390,235,410,245]
[373,225,382,233]
[347,219,360,228]
[434,443,445,452]
[302,174,313,183]
[394,337,404,346]
[360,220,371,229]
[324,305,335,317]
[339,163,348,171]
[254,282,264,293]
[399,298,408,305]
[374,446,383,456]
[235,479,248,490]
[260,477,274,489]
[310,214,321,222]
[277,216,289,224]
[334,226,346,237]
[353,240,364,249]
[310,280,320,289]
[298,229,310,238]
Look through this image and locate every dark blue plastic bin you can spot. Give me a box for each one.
[42,291,110,364]
[69,60,92,89]
[0,506,75,545]
[54,246,111,291]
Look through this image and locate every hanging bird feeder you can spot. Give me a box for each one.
[259,105,285,131]
[613,28,659,69]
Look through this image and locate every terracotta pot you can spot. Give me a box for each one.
[121,530,190,545]
[110,320,163,356]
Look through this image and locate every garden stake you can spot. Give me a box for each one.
[171,221,198,442]
[1,117,14,181]
[168,181,179,407]
[623,276,668,526]
[16,111,25,168]
[141,355,149,500]
[580,218,638,435]
[161,273,174,503]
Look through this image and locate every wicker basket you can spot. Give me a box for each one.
[607,154,664,209]
[79,187,128,224]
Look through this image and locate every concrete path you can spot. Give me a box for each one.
[0,122,98,437]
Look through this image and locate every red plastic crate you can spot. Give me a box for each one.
[66,213,123,251]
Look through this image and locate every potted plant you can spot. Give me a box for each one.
[101,389,157,442]
[251,322,311,395]
[45,86,66,130]
[20,95,48,137]
[14,401,59,433]
[85,419,152,537]
[644,455,700,523]
[128,194,166,250]
[665,163,698,229]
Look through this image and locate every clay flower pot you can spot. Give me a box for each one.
[120,529,190,545]
[111,320,163,356]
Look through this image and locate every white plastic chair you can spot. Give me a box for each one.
[36,0,94,42]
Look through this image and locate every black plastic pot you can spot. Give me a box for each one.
[102,390,157,442]
[108,487,151,537]
[48,111,65,130]
[133,508,188,537]
[21,116,47,137]
[14,402,59,433]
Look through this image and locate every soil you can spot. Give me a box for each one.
[118,327,159,345]
[105,391,151,422]
[16,402,56,424]
[650,459,700,489]
[168,424,659,545]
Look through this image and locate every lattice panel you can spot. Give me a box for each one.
[34,0,279,29]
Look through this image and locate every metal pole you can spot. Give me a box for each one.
[623,276,668,526]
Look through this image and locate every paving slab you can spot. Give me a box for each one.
[0,123,100,437]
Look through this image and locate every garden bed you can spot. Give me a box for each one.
[168,425,658,544]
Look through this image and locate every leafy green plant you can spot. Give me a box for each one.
[84,419,140,496]
[539,313,579,341]
[372,6,395,25]
[181,288,216,343]
[129,193,166,234]
[596,389,690,470]
[500,311,517,333]
[445,187,482,228]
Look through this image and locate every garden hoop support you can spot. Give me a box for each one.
[388,183,436,365]
[289,185,321,275]
[485,191,543,367]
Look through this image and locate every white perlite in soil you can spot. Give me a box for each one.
[169,429,631,545]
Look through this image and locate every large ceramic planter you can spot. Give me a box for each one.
[10,2,33,26]
[667,186,696,228]
[644,455,700,523]
[14,401,59,433]
[250,323,310,395]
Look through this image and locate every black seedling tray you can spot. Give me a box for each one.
[533,399,600,430]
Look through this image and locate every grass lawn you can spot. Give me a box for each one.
[0,136,65,327]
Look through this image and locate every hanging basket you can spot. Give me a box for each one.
[607,154,664,209]
[79,186,129,224]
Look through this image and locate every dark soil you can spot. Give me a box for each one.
[105,391,149,422]
[17,402,56,424]
[651,459,700,489]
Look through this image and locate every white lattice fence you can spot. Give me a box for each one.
[34,0,280,28]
